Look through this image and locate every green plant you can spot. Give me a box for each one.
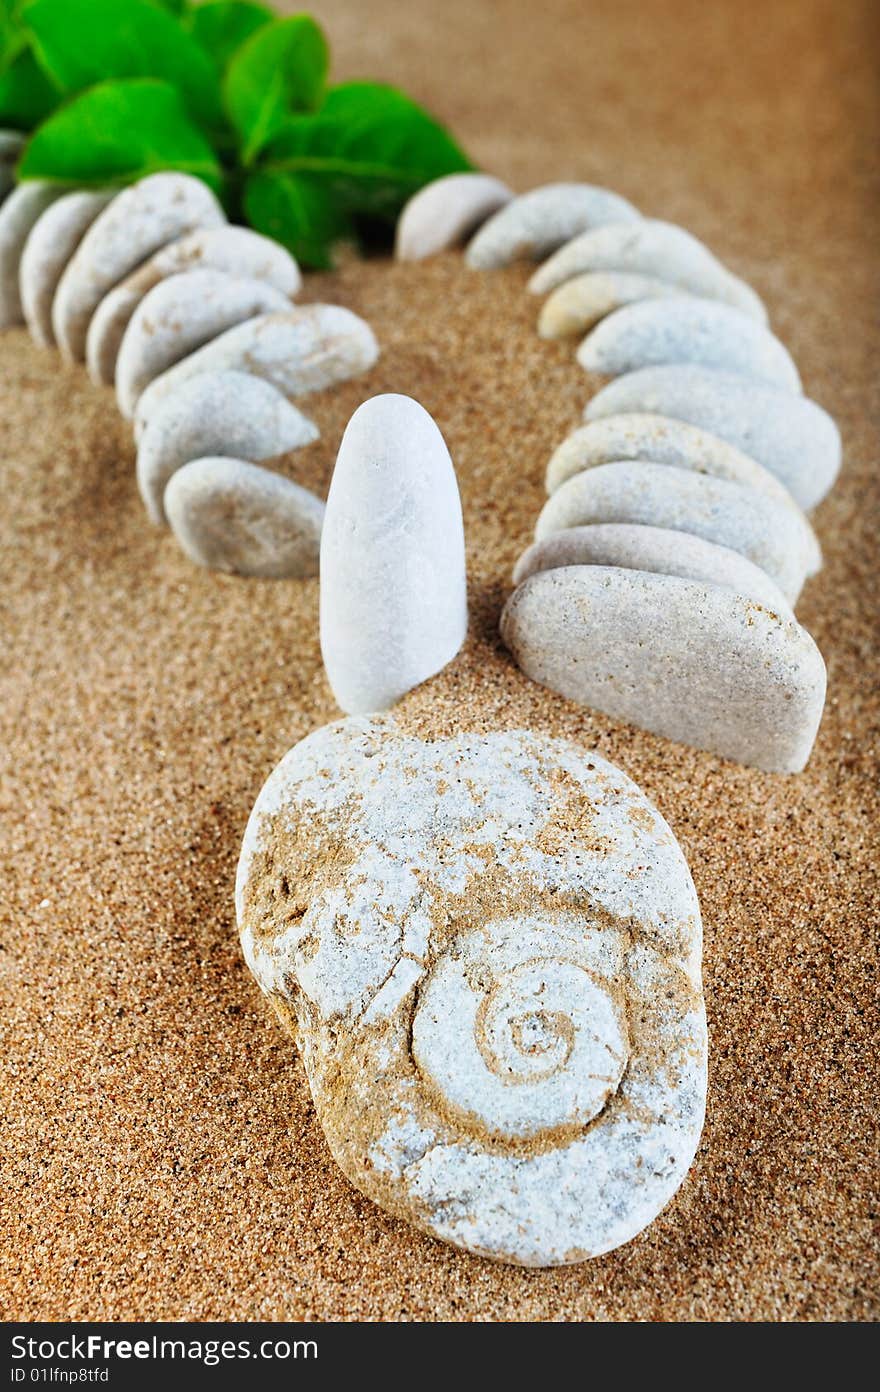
[0,0,473,267]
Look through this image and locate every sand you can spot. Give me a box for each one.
[0,0,877,1322]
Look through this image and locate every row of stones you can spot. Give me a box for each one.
[0,151,377,577]
[397,175,840,773]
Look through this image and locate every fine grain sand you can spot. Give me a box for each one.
[1,0,877,1322]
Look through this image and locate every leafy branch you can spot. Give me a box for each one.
[0,0,473,267]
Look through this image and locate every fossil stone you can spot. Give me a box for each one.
[136,370,319,526]
[165,456,324,578]
[513,523,793,614]
[133,306,379,440]
[0,182,63,327]
[501,568,826,771]
[52,172,225,361]
[320,394,467,714]
[577,298,801,392]
[465,183,640,269]
[115,268,291,417]
[538,271,686,339]
[529,218,767,322]
[86,224,301,386]
[236,714,707,1265]
[18,189,114,347]
[584,365,840,510]
[396,173,512,260]
[535,460,815,603]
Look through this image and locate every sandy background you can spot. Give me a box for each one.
[1,0,877,1321]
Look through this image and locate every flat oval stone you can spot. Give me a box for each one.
[115,268,291,417]
[320,395,467,714]
[236,714,707,1265]
[466,183,640,269]
[529,218,767,322]
[19,189,114,346]
[577,297,801,392]
[585,365,840,510]
[545,414,821,577]
[0,182,63,327]
[535,460,814,603]
[86,224,301,386]
[396,173,512,260]
[538,271,686,339]
[513,523,793,614]
[164,456,324,578]
[137,369,319,526]
[501,567,826,772]
[134,305,379,439]
[52,172,225,361]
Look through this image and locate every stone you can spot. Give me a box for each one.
[320,395,467,714]
[164,456,324,578]
[235,714,707,1265]
[465,183,640,269]
[585,366,840,510]
[134,306,379,440]
[529,218,767,322]
[0,182,63,327]
[538,271,685,339]
[0,131,24,203]
[136,370,319,526]
[512,523,793,614]
[115,268,291,418]
[501,567,826,772]
[534,460,814,603]
[52,172,225,361]
[395,173,512,260]
[19,191,114,347]
[576,297,801,392]
[545,414,822,577]
[86,225,301,386]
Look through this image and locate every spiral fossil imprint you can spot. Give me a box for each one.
[236,716,707,1266]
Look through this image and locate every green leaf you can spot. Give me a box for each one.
[0,42,58,127]
[24,0,223,131]
[19,78,221,187]
[262,81,473,220]
[244,168,350,269]
[224,14,328,165]
[187,1,273,73]
[151,0,188,13]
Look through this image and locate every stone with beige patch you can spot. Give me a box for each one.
[236,715,707,1265]
[538,271,685,339]
[501,568,826,772]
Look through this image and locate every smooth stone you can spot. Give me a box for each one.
[134,306,379,440]
[52,172,225,361]
[86,225,301,386]
[512,523,793,614]
[320,395,467,715]
[0,182,64,327]
[538,271,686,339]
[236,714,707,1265]
[577,297,801,392]
[501,568,826,772]
[115,268,291,418]
[395,173,512,260]
[465,183,640,269]
[529,218,768,322]
[137,369,319,526]
[585,365,841,510]
[19,190,115,347]
[535,461,813,603]
[545,414,822,576]
[164,456,323,578]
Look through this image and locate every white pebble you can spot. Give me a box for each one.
[0,182,63,327]
[396,173,512,260]
[465,183,640,269]
[19,190,114,346]
[538,271,685,339]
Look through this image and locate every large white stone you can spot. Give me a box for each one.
[395,173,512,260]
[585,365,841,510]
[236,715,707,1265]
[19,189,114,346]
[0,182,63,327]
[465,183,640,269]
[319,395,467,714]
